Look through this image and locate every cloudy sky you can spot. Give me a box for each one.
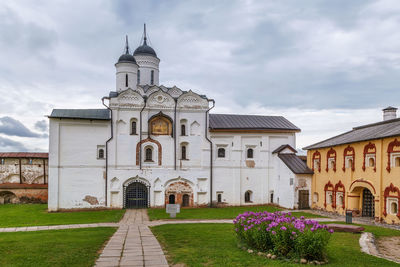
[0,0,399,152]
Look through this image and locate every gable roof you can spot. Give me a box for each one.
[209,114,300,132]
[303,118,400,150]
[272,144,297,154]
[278,153,313,174]
[49,109,110,120]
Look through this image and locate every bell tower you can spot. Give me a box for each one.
[115,36,138,92]
[133,24,160,86]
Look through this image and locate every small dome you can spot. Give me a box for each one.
[117,53,137,64]
[134,44,157,57]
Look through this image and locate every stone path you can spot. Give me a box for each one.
[95,209,168,267]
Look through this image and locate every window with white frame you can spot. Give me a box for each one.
[366,154,375,167]
[336,192,344,207]
[391,153,400,168]
[326,191,333,205]
[387,197,398,215]
[145,146,153,162]
[313,159,320,170]
[328,158,335,169]
[247,148,254,159]
[180,142,188,160]
[217,145,228,158]
[345,156,354,169]
[130,118,137,135]
[180,119,187,136]
[97,145,105,159]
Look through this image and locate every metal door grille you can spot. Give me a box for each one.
[362,188,375,217]
[124,182,148,209]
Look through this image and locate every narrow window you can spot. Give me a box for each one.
[125,73,128,87]
[217,194,222,203]
[395,157,400,167]
[270,193,274,203]
[181,145,187,160]
[0,158,4,165]
[29,158,33,164]
[247,148,254,159]
[150,70,154,85]
[131,120,137,134]
[98,149,104,159]
[169,194,175,204]
[245,191,251,203]
[347,158,353,169]
[137,70,140,85]
[181,124,186,136]
[369,157,375,167]
[145,148,153,161]
[217,148,225,158]
[391,202,398,214]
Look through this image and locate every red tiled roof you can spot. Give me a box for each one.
[0,152,48,158]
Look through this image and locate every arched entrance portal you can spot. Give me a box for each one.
[165,181,194,207]
[362,188,375,217]
[124,182,149,209]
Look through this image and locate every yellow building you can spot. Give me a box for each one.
[304,107,400,224]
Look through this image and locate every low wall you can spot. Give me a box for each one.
[0,183,48,204]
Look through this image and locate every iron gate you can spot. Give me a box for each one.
[124,182,149,209]
[362,188,375,217]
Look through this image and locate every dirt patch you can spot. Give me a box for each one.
[376,236,400,263]
[83,195,99,205]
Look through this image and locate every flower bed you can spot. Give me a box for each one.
[234,211,333,261]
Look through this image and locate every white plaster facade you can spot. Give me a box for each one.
[48,31,311,211]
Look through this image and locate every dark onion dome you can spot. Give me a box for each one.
[133,42,157,57]
[117,35,137,64]
[134,24,157,57]
[118,52,137,64]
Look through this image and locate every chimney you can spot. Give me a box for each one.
[383,106,397,121]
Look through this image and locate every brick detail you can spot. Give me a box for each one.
[136,138,162,166]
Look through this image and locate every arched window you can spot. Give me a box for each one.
[217,194,222,203]
[145,147,153,162]
[131,120,137,135]
[369,157,375,168]
[169,194,175,204]
[150,70,154,85]
[181,145,187,160]
[182,194,189,207]
[137,70,140,85]
[245,191,252,203]
[98,149,104,159]
[125,73,128,87]
[181,124,186,136]
[247,148,254,159]
[395,157,400,167]
[217,148,225,158]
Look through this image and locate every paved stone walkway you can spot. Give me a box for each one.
[95,209,168,267]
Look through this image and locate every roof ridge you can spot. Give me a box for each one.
[353,117,400,130]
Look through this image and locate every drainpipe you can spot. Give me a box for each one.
[205,99,215,207]
[102,97,113,207]
[174,98,178,170]
[139,97,148,170]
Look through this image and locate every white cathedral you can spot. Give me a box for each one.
[48,26,313,211]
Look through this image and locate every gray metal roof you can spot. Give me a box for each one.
[49,109,110,120]
[278,153,313,174]
[209,114,300,131]
[303,118,400,150]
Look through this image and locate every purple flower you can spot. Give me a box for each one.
[271,231,276,235]
[292,231,297,235]
[329,229,334,233]
[281,226,287,231]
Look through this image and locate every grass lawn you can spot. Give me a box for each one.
[151,223,398,267]
[0,204,125,227]
[147,205,325,220]
[0,227,116,267]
